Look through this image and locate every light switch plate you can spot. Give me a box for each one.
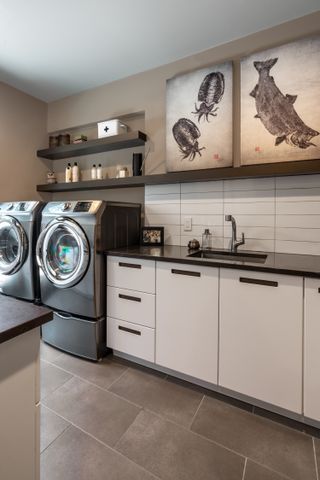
[184,217,192,231]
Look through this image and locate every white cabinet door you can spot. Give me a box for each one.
[156,262,218,384]
[304,277,320,421]
[219,269,303,413]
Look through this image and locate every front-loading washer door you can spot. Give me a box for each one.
[0,216,28,275]
[36,217,90,288]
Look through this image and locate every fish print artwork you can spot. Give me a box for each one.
[166,62,233,172]
[241,36,320,165]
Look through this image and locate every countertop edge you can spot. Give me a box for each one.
[105,250,320,278]
[0,309,53,345]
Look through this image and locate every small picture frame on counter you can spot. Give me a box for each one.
[141,226,164,246]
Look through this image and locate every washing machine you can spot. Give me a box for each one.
[37,200,141,360]
[0,201,44,301]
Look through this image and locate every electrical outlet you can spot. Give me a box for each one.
[184,217,192,231]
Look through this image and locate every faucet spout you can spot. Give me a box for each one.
[225,215,245,253]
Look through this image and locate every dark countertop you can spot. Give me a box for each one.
[0,296,52,345]
[106,245,320,278]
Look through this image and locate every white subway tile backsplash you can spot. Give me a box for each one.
[276,188,320,202]
[276,228,320,243]
[224,177,275,191]
[145,203,180,215]
[181,181,223,193]
[145,214,180,226]
[181,214,223,226]
[145,174,320,254]
[145,184,180,195]
[181,202,223,215]
[224,202,274,215]
[276,202,320,215]
[276,215,320,229]
[181,191,223,203]
[276,175,320,190]
[275,241,320,256]
[224,190,275,203]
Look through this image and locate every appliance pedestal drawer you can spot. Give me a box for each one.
[107,317,155,362]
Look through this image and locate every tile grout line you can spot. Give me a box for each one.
[187,394,205,430]
[241,458,247,480]
[41,405,162,480]
[41,359,142,409]
[40,423,72,456]
[105,366,130,391]
[313,438,319,480]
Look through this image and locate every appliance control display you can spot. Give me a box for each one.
[74,202,92,212]
[17,202,27,211]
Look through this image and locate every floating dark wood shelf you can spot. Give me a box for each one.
[37,159,320,193]
[37,131,147,160]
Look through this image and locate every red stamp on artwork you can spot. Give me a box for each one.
[255,146,262,153]
[213,153,220,160]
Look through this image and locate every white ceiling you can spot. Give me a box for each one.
[0,0,318,102]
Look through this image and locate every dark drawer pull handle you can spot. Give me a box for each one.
[318,288,320,293]
[171,269,201,278]
[239,277,278,287]
[118,325,141,336]
[119,293,141,303]
[118,262,141,269]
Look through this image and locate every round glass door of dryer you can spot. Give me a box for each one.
[0,216,28,275]
[37,218,90,288]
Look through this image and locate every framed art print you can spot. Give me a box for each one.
[241,36,320,165]
[141,227,164,246]
[166,61,233,172]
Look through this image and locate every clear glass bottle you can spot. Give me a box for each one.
[202,228,212,250]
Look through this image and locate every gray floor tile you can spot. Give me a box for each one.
[109,367,203,427]
[52,352,128,389]
[245,460,293,480]
[43,376,140,447]
[116,410,245,480]
[41,425,157,480]
[40,341,63,362]
[40,405,70,453]
[41,361,73,400]
[191,396,316,480]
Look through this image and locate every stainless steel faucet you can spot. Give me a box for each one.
[225,215,245,252]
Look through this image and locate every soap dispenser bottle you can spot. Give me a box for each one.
[65,163,72,183]
[91,164,97,180]
[202,228,212,250]
[72,162,79,182]
[97,164,103,180]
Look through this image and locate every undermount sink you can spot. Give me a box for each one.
[187,249,268,264]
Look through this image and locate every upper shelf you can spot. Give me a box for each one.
[37,131,147,160]
[37,158,320,192]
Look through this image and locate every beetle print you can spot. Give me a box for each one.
[172,118,205,161]
[251,58,319,149]
[193,72,225,122]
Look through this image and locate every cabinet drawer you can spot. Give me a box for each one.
[107,317,155,362]
[107,287,155,328]
[107,256,155,293]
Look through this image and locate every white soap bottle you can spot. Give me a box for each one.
[65,163,72,183]
[97,164,103,180]
[91,164,97,180]
[72,162,80,182]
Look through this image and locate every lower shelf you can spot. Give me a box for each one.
[36,159,320,192]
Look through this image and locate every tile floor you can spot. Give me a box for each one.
[40,342,320,480]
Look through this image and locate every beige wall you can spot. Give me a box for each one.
[48,11,320,180]
[0,82,49,201]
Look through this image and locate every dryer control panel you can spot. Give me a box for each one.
[44,201,102,215]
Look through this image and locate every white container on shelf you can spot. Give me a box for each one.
[97,164,103,179]
[97,119,128,138]
[91,164,97,180]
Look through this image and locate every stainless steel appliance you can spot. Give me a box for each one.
[0,201,43,301]
[37,200,141,360]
